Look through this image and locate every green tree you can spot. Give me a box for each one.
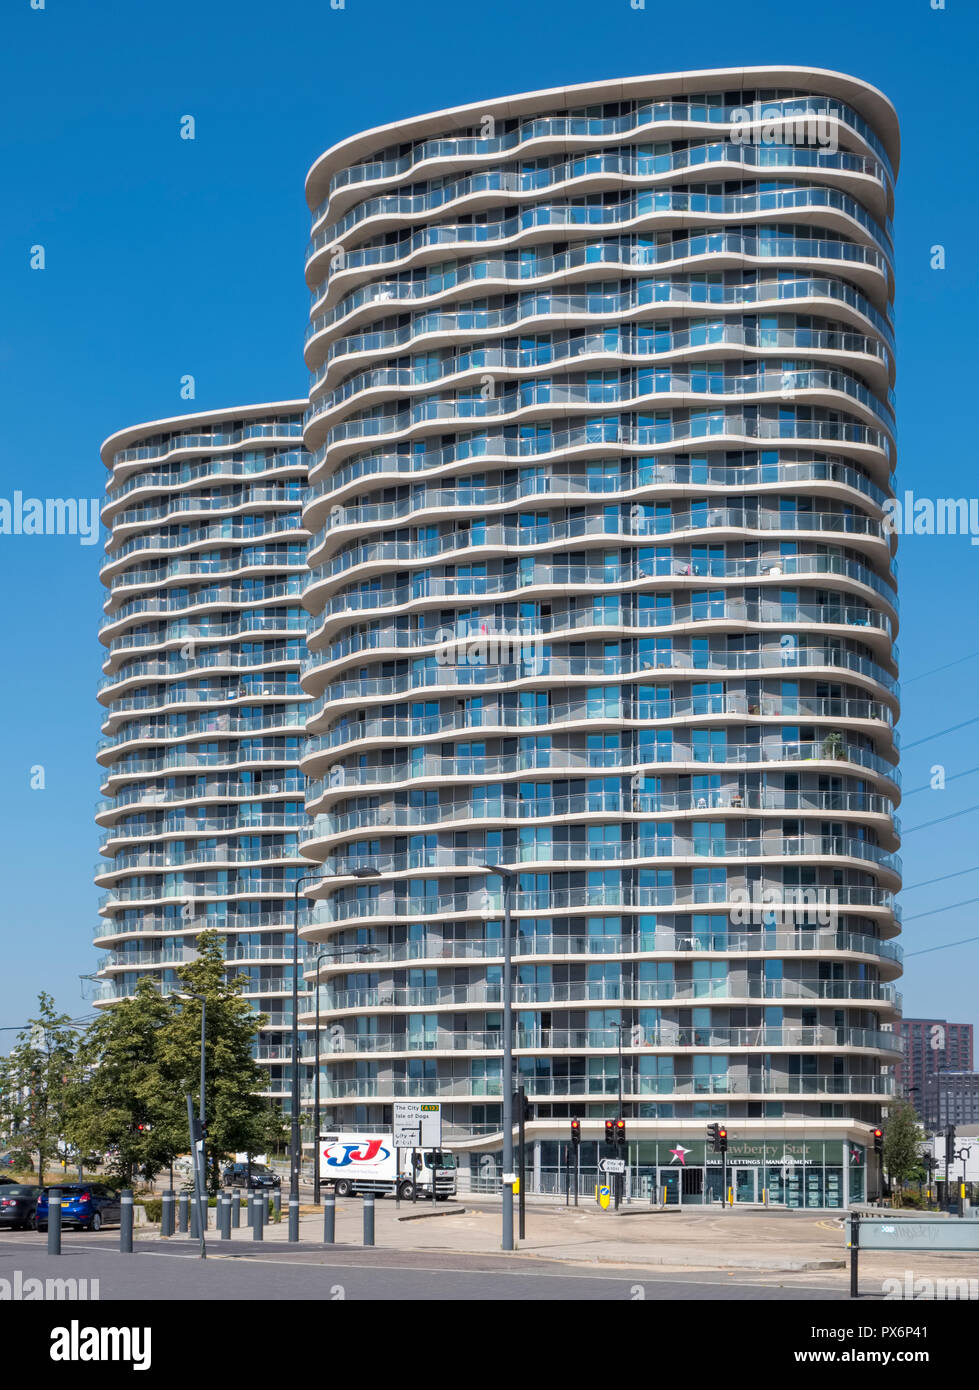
[884,1099,926,1202]
[63,977,184,1186]
[156,931,275,1192]
[0,994,78,1178]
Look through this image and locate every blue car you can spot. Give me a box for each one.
[36,1183,121,1232]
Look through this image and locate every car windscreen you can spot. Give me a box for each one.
[424,1151,455,1168]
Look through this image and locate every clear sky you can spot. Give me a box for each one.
[1,0,977,1045]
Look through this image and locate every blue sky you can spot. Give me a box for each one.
[1,0,977,1044]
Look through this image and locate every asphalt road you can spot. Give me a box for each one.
[0,1231,855,1300]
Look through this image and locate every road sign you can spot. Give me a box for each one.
[393,1126,422,1149]
[597,1185,612,1210]
[601,1158,626,1175]
[393,1101,442,1147]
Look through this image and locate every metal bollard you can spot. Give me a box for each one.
[252,1195,264,1240]
[161,1191,174,1238]
[231,1187,241,1228]
[120,1189,134,1253]
[288,1196,300,1243]
[178,1192,189,1234]
[849,1211,860,1299]
[323,1193,336,1244]
[363,1192,375,1247]
[47,1188,62,1256]
[218,1193,231,1240]
[273,1189,282,1223]
[190,1193,201,1240]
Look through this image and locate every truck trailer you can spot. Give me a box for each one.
[319,1132,457,1200]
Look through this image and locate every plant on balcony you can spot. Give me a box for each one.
[821,731,845,760]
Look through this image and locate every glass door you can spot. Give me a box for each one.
[658,1167,681,1205]
[733,1168,758,1203]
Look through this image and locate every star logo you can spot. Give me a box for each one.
[669,1145,690,1165]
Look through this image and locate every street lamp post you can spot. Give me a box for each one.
[292,866,381,1217]
[290,872,324,1215]
[179,987,207,1261]
[312,944,379,1205]
[478,861,518,1252]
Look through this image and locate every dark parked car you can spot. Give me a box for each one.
[36,1184,121,1232]
[0,1185,41,1230]
[221,1162,281,1190]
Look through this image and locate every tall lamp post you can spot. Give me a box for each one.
[477,861,519,1252]
[291,866,381,1220]
[177,987,207,1261]
[312,944,379,1205]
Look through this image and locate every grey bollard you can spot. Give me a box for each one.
[190,1197,200,1240]
[273,1189,282,1223]
[178,1192,189,1234]
[363,1192,375,1247]
[288,1196,299,1242]
[252,1195,264,1240]
[120,1189,134,1253]
[231,1187,241,1228]
[323,1193,336,1244]
[218,1193,231,1240]
[47,1188,62,1256]
[161,1191,174,1238]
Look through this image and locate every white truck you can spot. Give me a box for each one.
[319,1132,457,1200]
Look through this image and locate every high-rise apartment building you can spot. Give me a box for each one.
[896,1018,975,1130]
[297,67,902,1206]
[94,402,313,1106]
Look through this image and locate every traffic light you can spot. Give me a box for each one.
[614,1118,626,1147]
[717,1126,728,1154]
[707,1123,719,1152]
[513,1088,532,1124]
[872,1127,884,1156]
[570,1118,581,1146]
[604,1119,615,1145]
[945,1125,956,1169]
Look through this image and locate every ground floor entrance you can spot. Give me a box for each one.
[471,1135,870,1208]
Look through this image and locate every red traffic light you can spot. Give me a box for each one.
[614,1118,626,1145]
[570,1118,581,1144]
[872,1128,883,1138]
[604,1119,615,1143]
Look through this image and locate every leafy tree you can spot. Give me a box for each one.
[156,930,275,1192]
[63,977,184,1186]
[0,994,78,1178]
[884,1099,926,1202]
